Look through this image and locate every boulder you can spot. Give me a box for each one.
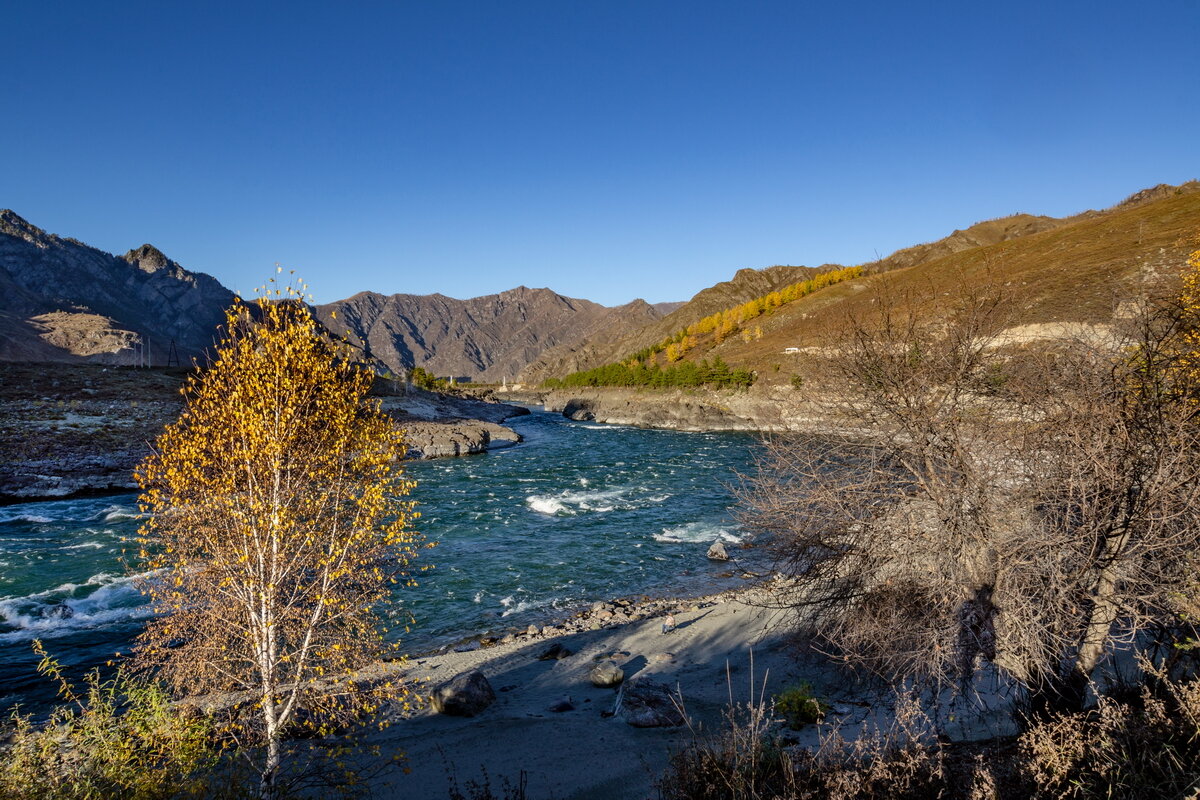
[39,602,74,619]
[589,662,625,688]
[562,398,595,421]
[617,681,685,728]
[537,643,573,661]
[430,670,496,717]
[707,540,729,561]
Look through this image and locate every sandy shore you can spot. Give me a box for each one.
[360,585,862,800]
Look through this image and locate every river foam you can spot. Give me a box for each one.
[0,571,153,642]
[654,521,743,544]
[525,485,672,516]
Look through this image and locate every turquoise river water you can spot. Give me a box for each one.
[0,409,764,711]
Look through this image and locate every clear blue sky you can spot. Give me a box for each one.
[3,1,1197,306]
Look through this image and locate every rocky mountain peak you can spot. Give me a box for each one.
[121,243,175,274]
[0,211,237,365]
[314,285,657,382]
[0,209,49,244]
[1115,180,1200,210]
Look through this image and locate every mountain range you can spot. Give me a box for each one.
[0,210,678,377]
[312,289,667,382]
[2,179,1197,381]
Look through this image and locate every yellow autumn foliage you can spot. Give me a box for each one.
[1181,247,1200,382]
[134,278,423,792]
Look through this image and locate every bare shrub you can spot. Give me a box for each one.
[445,767,531,800]
[657,667,1200,799]
[740,270,1200,713]
[658,666,798,800]
[659,688,949,800]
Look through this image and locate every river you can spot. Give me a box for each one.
[0,409,764,711]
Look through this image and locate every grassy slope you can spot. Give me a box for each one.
[666,187,1200,386]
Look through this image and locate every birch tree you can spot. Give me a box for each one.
[134,278,422,797]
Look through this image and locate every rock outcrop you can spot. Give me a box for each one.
[541,386,798,432]
[377,385,528,458]
[401,420,520,458]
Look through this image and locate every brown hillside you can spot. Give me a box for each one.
[712,187,1200,385]
[527,182,1200,384]
[531,182,1200,387]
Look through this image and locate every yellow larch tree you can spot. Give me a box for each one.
[1181,247,1200,381]
[134,277,422,798]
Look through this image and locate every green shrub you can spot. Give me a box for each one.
[0,642,242,800]
[773,683,827,729]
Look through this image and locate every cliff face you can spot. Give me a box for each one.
[314,287,665,383]
[0,210,235,365]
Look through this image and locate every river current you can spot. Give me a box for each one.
[0,409,763,711]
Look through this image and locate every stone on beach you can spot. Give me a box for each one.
[589,662,625,687]
[537,642,573,661]
[616,680,685,728]
[548,697,575,712]
[430,670,496,717]
[707,539,729,561]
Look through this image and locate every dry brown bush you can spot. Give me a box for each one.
[739,273,1200,715]
[658,672,1200,800]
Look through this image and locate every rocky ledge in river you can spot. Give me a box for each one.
[525,385,831,433]
[400,419,521,458]
[377,385,528,459]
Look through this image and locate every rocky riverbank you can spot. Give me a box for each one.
[359,577,857,800]
[503,384,834,433]
[0,364,529,502]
